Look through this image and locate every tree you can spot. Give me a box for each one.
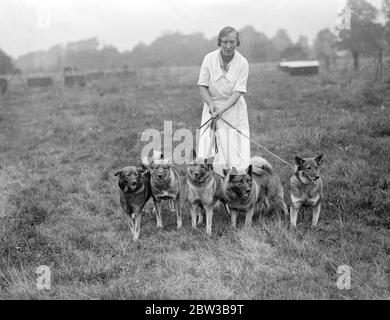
[297,35,310,51]
[239,25,278,62]
[314,29,338,70]
[271,29,293,54]
[337,0,384,71]
[280,45,308,61]
[0,49,16,74]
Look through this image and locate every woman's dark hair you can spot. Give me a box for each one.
[217,26,240,47]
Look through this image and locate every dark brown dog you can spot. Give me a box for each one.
[290,155,323,228]
[114,166,152,241]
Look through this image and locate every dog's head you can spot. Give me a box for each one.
[223,165,254,200]
[114,166,148,192]
[141,151,172,182]
[187,156,214,184]
[148,158,173,182]
[294,154,323,184]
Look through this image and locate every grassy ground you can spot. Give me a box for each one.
[0,61,389,299]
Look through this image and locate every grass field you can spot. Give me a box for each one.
[0,61,389,299]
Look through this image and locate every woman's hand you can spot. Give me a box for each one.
[211,109,224,120]
[208,102,217,115]
[216,109,224,119]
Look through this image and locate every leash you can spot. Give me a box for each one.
[217,117,297,171]
[198,115,297,171]
[199,117,214,131]
[206,119,218,155]
[200,117,219,155]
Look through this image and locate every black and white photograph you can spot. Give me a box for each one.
[0,0,389,302]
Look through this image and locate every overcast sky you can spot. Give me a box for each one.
[0,0,384,58]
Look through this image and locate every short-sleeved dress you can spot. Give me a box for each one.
[197,49,250,176]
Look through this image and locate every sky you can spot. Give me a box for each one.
[0,0,385,58]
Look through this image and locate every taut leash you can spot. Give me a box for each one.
[221,117,296,170]
[198,116,295,170]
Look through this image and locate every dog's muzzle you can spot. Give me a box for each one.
[241,189,251,199]
[128,181,137,190]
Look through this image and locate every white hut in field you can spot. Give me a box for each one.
[278,60,320,76]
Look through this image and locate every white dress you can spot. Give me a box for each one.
[197,49,250,176]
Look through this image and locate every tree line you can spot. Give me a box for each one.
[13,27,308,73]
[1,0,390,74]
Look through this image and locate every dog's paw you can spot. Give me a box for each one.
[311,224,321,231]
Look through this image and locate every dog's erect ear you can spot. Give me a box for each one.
[246,165,253,176]
[231,167,238,175]
[294,156,305,167]
[203,158,213,170]
[206,161,214,171]
[152,150,164,160]
[315,154,323,166]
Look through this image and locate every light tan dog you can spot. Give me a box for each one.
[186,155,226,235]
[290,155,323,228]
[142,155,182,230]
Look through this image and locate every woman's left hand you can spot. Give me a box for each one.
[215,109,224,119]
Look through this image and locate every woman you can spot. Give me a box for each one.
[197,26,250,176]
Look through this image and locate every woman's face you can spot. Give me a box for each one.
[220,32,237,57]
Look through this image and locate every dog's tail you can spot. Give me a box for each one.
[250,156,274,176]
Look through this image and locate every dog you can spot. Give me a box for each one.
[222,165,261,228]
[142,155,182,230]
[289,154,323,228]
[186,154,226,235]
[114,166,152,241]
[222,156,288,228]
[250,156,289,219]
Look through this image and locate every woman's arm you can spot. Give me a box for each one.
[217,91,243,117]
[198,85,217,114]
[216,60,249,118]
